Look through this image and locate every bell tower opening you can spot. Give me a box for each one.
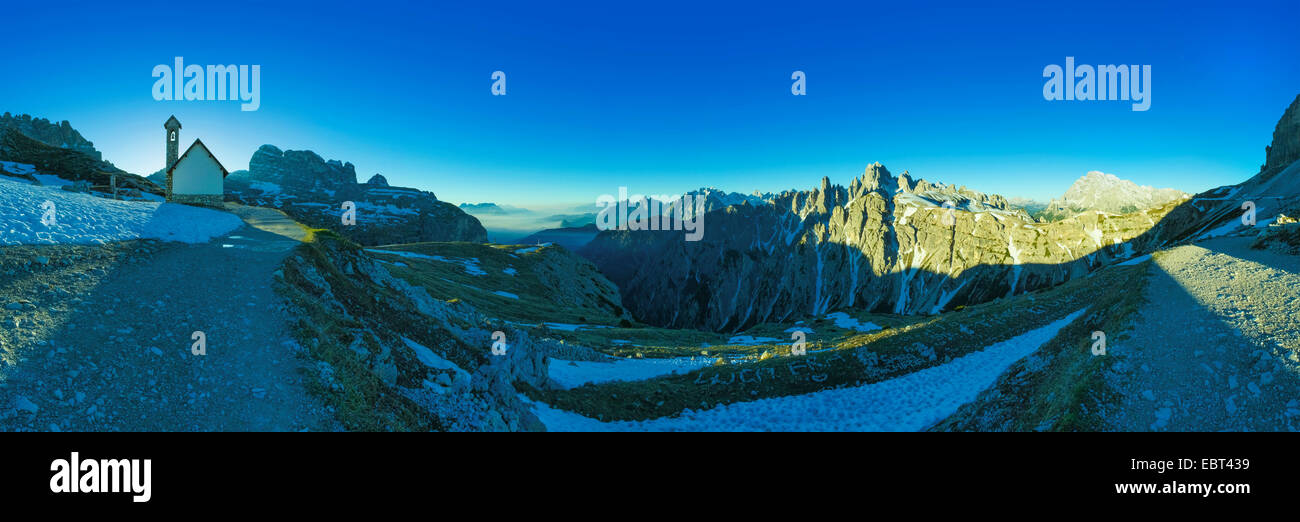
[164,115,182,200]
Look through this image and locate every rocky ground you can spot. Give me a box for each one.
[1105,235,1300,431]
[0,204,338,431]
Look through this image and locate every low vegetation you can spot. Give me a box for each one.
[524,261,1153,422]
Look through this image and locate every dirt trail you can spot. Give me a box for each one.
[0,203,337,431]
[1106,235,1300,431]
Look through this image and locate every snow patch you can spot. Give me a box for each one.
[1116,254,1152,267]
[825,311,881,332]
[0,176,241,245]
[364,248,486,276]
[530,308,1087,431]
[548,357,715,389]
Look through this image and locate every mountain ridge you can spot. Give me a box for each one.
[225,144,487,245]
[1037,171,1187,221]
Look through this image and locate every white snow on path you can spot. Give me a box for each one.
[531,308,1087,431]
[0,176,242,245]
[548,357,717,389]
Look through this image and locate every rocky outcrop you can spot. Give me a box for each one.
[280,233,546,431]
[0,113,102,161]
[1037,171,1186,222]
[1263,94,1300,175]
[582,163,1183,332]
[0,129,161,196]
[1154,94,1300,249]
[247,145,354,190]
[226,145,487,245]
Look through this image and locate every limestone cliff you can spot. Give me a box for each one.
[1263,94,1300,175]
[583,163,1185,332]
[226,145,487,245]
[0,113,102,161]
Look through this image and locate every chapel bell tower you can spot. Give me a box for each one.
[164,115,181,199]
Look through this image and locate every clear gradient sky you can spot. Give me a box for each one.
[3,1,1298,207]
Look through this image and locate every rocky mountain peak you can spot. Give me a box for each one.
[0,113,102,161]
[1038,171,1186,221]
[230,144,486,245]
[858,162,897,195]
[1263,93,1300,174]
[249,144,358,193]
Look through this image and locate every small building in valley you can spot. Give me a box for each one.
[163,115,228,207]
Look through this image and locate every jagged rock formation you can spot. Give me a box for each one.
[583,163,1183,332]
[0,113,102,161]
[226,145,486,245]
[1263,94,1300,175]
[1037,171,1186,221]
[583,95,1300,333]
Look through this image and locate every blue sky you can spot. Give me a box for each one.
[2,1,1297,207]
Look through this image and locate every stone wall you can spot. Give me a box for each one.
[169,194,225,208]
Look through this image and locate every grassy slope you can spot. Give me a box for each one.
[356,233,1156,429]
[368,243,937,359]
[930,257,1149,431]
[365,242,623,326]
[526,261,1153,422]
[277,229,445,431]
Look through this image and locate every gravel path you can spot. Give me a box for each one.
[1106,235,1300,431]
[0,204,338,431]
